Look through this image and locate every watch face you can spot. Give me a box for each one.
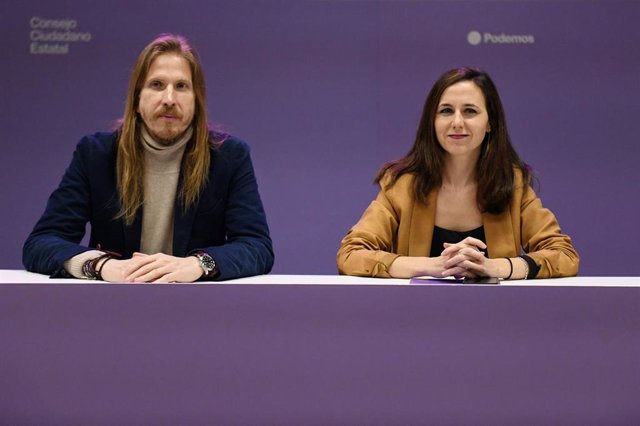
[200,254,215,272]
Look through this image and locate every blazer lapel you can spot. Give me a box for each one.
[172,195,198,257]
[123,213,142,256]
[407,190,437,256]
[483,209,518,258]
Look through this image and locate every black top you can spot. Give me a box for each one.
[429,225,539,278]
[430,225,487,258]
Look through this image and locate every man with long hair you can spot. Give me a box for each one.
[23,34,274,282]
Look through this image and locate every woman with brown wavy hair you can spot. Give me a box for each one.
[337,67,578,280]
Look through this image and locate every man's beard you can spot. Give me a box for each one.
[152,128,187,146]
[149,107,189,146]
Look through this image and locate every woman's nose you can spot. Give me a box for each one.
[451,111,463,128]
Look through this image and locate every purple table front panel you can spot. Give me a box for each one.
[1,282,638,424]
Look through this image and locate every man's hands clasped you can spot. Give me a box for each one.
[100,252,204,283]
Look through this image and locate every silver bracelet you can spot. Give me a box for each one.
[519,257,529,280]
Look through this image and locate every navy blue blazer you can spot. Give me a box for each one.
[23,131,274,281]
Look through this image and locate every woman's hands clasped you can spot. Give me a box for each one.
[439,236,490,278]
[388,236,502,279]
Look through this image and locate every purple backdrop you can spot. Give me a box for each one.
[2,0,639,275]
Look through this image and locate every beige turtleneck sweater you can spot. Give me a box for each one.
[64,127,192,279]
[139,126,191,255]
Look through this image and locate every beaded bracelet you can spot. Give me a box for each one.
[82,253,112,280]
[81,249,121,280]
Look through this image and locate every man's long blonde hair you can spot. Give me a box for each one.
[116,34,211,225]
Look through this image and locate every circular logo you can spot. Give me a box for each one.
[467,31,482,46]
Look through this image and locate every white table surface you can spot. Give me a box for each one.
[1,269,638,287]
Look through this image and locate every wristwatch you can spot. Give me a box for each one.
[193,251,217,278]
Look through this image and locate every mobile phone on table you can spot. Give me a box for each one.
[462,277,500,284]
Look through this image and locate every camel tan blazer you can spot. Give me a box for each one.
[337,171,579,279]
